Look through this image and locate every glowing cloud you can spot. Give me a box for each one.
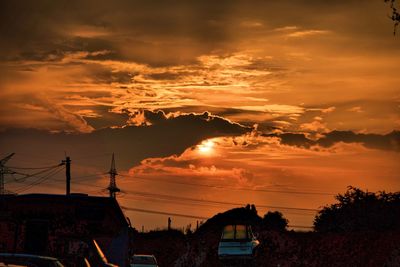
[197,140,215,154]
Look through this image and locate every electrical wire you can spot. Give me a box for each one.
[6,163,64,170]
[6,163,64,183]
[120,205,313,229]
[120,206,209,220]
[119,188,319,212]
[6,169,317,228]
[117,194,316,217]
[118,174,335,196]
[65,179,318,213]
[13,166,65,193]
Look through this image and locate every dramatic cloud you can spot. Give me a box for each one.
[1,0,399,133]
[264,131,400,152]
[1,0,399,230]
[0,111,250,169]
[124,133,400,229]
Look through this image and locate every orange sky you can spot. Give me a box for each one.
[1,0,399,230]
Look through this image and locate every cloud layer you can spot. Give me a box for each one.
[1,0,400,230]
[0,111,250,169]
[265,130,400,152]
[1,0,399,134]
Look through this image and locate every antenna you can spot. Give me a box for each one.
[107,153,120,198]
[0,153,16,195]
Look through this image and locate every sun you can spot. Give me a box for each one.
[197,140,215,154]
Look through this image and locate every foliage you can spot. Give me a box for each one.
[385,0,400,34]
[261,211,288,231]
[314,186,400,232]
[196,205,261,235]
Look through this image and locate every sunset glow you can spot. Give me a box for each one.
[1,0,399,231]
[198,140,215,154]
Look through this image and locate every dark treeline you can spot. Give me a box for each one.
[131,187,400,266]
[314,186,400,232]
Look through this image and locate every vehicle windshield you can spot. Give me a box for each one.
[222,225,235,239]
[235,225,247,239]
[132,256,157,264]
[221,225,252,241]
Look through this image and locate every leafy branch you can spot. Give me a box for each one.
[385,0,400,34]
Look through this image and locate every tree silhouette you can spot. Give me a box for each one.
[314,186,400,232]
[261,211,288,231]
[385,0,400,34]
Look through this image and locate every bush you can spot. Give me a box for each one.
[261,211,288,231]
[314,186,400,232]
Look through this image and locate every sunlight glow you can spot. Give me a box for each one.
[197,140,215,154]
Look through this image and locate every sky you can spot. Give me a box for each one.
[1,0,399,230]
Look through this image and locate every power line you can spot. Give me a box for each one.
[7,170,320,213]
[6,163,64,170]
[57,171,335,196]
[120,206,209,220]
[14,166,64,193]
[119,189,319,212]
[49,172,108,183]
[118,194,316,217]
[21,176,318,217]
[6,163,64,183]
[46,171,335,195]
[62,179,319,212]
[6,173,317,227]
[26,177,317,217]
[13,166,65,193]
[8,161,334,197]
[120,205,313,229]
[67,179,319,212]
[118,174,335,196]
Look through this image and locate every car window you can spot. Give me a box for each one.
[235,225,248,239]
[132,256,156,264]
[222,225,235,240]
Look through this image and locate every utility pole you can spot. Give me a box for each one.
[62,156,71,195]
[0,153,15,195]
[168,217,171,230]
[107,153,120,198]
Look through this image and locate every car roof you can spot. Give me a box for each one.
[133,255,155,258]
[0,263,28,267]
[0,253,59,261]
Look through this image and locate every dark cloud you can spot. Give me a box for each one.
[75,106,130,130]
[0,111,251,170]
[63,90,113,99]
[146,72,183,81]
[298,100,400,133]
[263,131,400,152]
[0,0,233,65]
[162,106,294,131]
[87,65,133,84]
[141,156,197,169]
[2,0,393,66]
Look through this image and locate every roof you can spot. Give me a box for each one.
[0,193,128,227]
